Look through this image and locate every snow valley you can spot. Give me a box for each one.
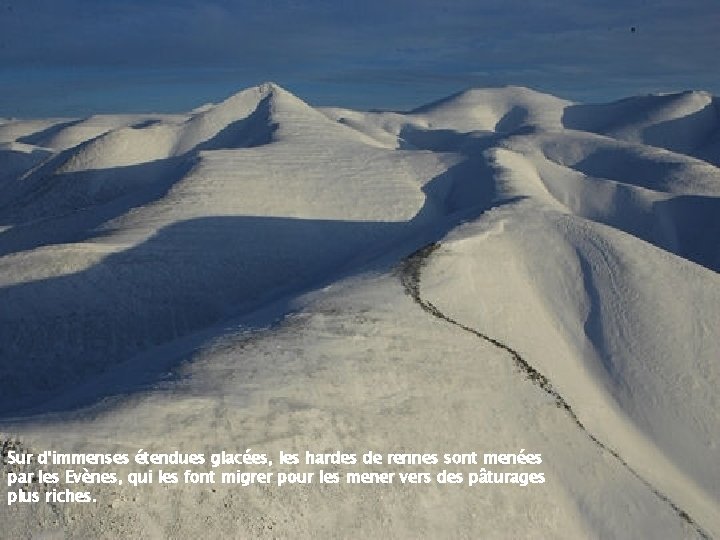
[1,83,718,538]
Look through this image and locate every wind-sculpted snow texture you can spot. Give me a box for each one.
[1,83,718,538]
[400,243,711,539]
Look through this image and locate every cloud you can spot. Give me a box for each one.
[0,0,717,114]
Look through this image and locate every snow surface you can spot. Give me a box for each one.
[1,83,718,539]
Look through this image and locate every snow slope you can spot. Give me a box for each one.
[1,84,718,539]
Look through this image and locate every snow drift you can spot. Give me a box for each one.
[0,83,718,539]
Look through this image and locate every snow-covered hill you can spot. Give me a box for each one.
[1,83,718,539]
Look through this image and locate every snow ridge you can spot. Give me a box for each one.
[400,242,711,540]
[1,83,718,538]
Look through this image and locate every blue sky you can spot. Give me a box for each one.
[1,0,718,117]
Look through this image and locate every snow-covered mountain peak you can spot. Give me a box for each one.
[1,83,719,538]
